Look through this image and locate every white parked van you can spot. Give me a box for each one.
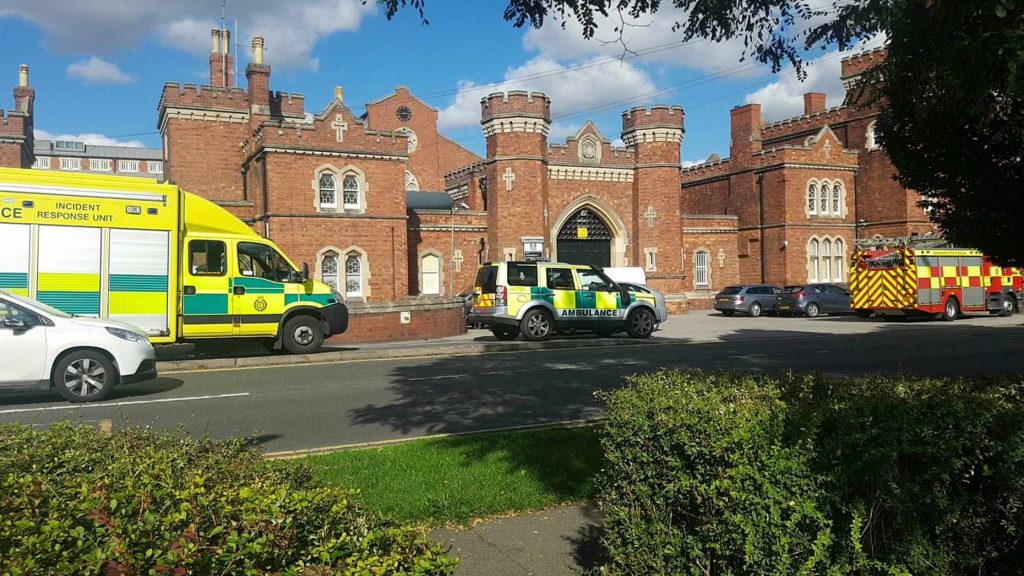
[0,289,156,402]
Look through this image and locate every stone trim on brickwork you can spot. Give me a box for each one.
[481,117,551,136]
[805,177,847,219]
[621,128,684,146]
[408,225,487,233]
[311,163,368,214]
[417,248,444,296]
[550,195,629,267]
[339,245,370,301]
[261,145,406,162]
[547,165,634,182]
[159,108,248,133]
[260,213,407,221]
[682,227,738,234]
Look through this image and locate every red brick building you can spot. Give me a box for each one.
[682,47,935,287]
[2,36,933,336]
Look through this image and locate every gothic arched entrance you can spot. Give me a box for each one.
[556,207,612,267]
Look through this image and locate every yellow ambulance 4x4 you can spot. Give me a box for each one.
[469,261,660,341]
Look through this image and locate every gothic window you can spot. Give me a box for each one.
[866,120,879,150]
[807,183,817,215]
[321,253,339,289]
[694,250,710,287]
[421,253,440,295]
[821,239,832,282]
[819,183,830,215]
[833,238,845,282]
[808,239,819,282]
[395,127,417,153]
[405,171,420,192]
[342,174,360,210]
[318,172,337,209]
[831,183,842,216]
[345,253,363,298]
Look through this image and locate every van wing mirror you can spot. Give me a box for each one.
[302,262,310,282]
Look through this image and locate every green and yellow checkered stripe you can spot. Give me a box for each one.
[109,274,168,316]
[0,272,29,297]
[37,272,101,315]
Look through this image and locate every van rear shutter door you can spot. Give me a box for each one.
[37,225,101,316]
[108,229,170,336]
[0,223,30,297]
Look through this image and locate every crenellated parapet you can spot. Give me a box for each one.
[760,106,850,143]
[680,157,732,182]
[270,91,306,118]
[480,91,551,136]
[159,82,249,111]
[621,105,684,146]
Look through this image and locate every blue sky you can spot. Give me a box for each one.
[0,1,871,163]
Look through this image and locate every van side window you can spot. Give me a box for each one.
[238,242,297,282]
[507,263,538,287]
[545,268,576,290]
[577,269,610,291]
[189,240,227,276]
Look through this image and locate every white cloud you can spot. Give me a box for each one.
[744,36,886,121]
[35,129,146,148]
[522,6,753,75]
[439,57,657,132]
[66,57,132,84]
[0,0,375,71]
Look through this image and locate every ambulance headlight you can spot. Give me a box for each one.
[106,327,149,344]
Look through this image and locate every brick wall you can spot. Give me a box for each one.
[326,298,466,344]
[407,210,488,296]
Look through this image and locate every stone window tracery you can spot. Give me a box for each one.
[345,253,363,298]
[319,172,337,209]
[343,174,360,210]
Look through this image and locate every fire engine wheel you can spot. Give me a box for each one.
[748,303,763,318]
[805,303,821,318]
[855,310,873,319]
[940,297,959,322]
[520,309,554,341]
[999,295,1017,317]
[492,326,519,341]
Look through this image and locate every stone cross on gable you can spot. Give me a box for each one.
[718,248,727,268]
[503,167,516,191]
[644,206,657,228]
[332,114,348,142]
[822,139,832,159]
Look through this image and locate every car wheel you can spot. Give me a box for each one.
[999,295,1016,317]
[282,315,325,354]
[492,326,519,341]
[55,350,117,403]
[626,308,656,338]
[749,302,762,318]
[520,309,554,341]
[940,297,959,322]
[721,310,735,317]
[805,303,821,318]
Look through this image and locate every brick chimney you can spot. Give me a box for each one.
[730,103,762,165]
[209,28,234,88]
[13,64,34,114]
[246,36,271,116]
[804,92,827,115]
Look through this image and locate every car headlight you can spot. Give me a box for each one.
[106,327,149,343]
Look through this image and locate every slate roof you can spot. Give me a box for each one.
[34,140,163,160]
[406,190,453,210]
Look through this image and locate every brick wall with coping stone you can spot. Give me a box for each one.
[327,297,466,344]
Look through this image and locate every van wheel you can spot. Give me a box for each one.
[55,350,116,403]
[520,309,553,341]
[940,297,959,322]
[282,315,324,354]
[626,308,656,339]
[492,326,519,341]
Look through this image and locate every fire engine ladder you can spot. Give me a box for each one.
[854,234,949,250]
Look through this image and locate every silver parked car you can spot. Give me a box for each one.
[714,284,782,317]
[777,283,853,317]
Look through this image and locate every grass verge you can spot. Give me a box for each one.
[306,425,603,526]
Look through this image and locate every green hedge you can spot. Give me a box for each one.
[0,423,456,575]
[598,371,1024,575]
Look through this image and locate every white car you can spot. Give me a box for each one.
[0,290,157,402]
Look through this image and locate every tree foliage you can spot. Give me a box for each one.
[376,0,1024,264]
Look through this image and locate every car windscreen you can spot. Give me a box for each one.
[720,286,743,295]
[475,265,498,293]
[784,286,804,293]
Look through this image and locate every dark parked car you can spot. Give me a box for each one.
[777,283,852,317]
[714,284,782,317]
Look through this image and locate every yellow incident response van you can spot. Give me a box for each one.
[0,168,347,353]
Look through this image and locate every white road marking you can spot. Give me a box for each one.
[0,392,250,415]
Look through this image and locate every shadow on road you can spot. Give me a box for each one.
[0,377,185,406]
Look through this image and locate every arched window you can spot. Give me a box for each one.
[809,239,819,282]
[342,174,360,210]
[821,239,832,282]
[807,183,817,215]
[321,253,339,290]
[819,183,830,215]
[421,253,440,295]
[831,183,842,216]
[866,120,878,150]
[405,171,420,191]
[694,250,710,287]
[345,253,363,298]
[833,238,845,282]
[319,172,337,209]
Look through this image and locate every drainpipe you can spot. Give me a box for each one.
[758,173,766,284]
[853,170,860,241]
[260,154,270,238]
